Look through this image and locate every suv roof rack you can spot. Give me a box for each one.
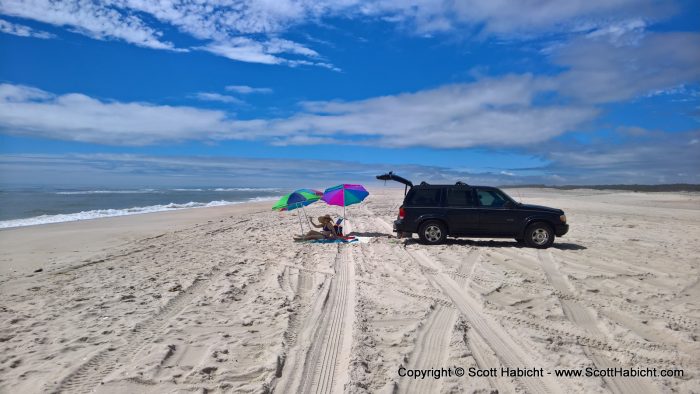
[419,181,430,186]
[455,181,469,186]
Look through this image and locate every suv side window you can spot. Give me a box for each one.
[476,188,508,208]
[405,188,441,206]
[446,188,475,207]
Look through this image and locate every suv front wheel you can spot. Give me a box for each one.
[418,220,447,245]
[524,222,555,249]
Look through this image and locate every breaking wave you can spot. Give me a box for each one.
[0,197,277,229]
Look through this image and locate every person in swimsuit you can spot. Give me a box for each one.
[294,214,337,241]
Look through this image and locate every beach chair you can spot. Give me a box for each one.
[334,217,344,236]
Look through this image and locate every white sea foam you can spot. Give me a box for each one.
[213,187,281,192]
[54,187,280,194]
[247,196,280,202]
[0,197,277,229]
[55,189,158,195]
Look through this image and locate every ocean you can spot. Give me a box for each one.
[0,187,283,229]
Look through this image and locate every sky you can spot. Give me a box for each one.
[0,0,699,188]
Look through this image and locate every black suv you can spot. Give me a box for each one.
[377,172,568,248]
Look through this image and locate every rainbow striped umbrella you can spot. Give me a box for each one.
[322,184,369,221]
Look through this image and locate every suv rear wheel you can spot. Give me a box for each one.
[418,220,447,245]
[524,222,554,249]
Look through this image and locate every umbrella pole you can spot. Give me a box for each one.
[302,206,310,232]
[297,208,304,235]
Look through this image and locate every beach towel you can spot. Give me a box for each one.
[308,238,358,244]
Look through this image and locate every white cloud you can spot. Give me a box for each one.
[3,138,698,188]
[0,0,330,66]
[348,0,673,37]
[226,85,273,94]
[0,0,178,50]
[585,18,647,45]
[200,38,334,69]
[3,29,698,150]
[0,84,242,145]
[552,32,700,103]
[192,92,245,105]
[0,83,53,101]
[201,41,286,65]
[0,18,54,39]
[0,0,676,67]
[539,129,700,183]
[0,78,597,148]
[255,75,597,148]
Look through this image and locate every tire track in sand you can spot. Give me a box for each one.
[398,304,457,394]
[397,249,483,394]
[372,211,525,393]
[50,265,224,394]
[537,250,656,394]
[405,248,562,394]
[275,245,356,394]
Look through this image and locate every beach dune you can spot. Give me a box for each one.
[1,188,699,393]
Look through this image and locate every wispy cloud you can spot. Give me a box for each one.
[0,0,677,67]
[0,18,54,39]
[257,75,597,148]
[0,0,329,67]
[3,136,697,188]
[1,153,481,188]
[0,84,240,146]
[551,32,700,103]
[226,85,273,94]
[357,0,673,37]
[200,40,289,65]
[200,38,336,69]
[0,78,596,148]
[0,1,179,50]
[538,129,700,184]
[192,92,245,105]
[1,31,697,149]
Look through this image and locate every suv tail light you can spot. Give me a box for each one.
[398,207,405,219]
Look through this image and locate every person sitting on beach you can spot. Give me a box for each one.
[294,215,337,241]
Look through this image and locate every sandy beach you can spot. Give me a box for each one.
[1,187,699,393]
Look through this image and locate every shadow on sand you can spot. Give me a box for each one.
[402,238,587,250]
[347,231,394,238]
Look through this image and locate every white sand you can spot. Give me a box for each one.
[0,188,698,393]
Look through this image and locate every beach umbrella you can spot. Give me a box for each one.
[322,184,369,221]
[292,189,323,227]
[272,189,322,234]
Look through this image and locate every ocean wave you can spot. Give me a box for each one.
[247,196,280,202]
[0,199,271,229]
[53,187,281,194]
[213,187,281,192]
[55,189,158,195]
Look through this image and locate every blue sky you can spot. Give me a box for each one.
[0,0,699,188]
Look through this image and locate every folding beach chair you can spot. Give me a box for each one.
[334,217,344,236]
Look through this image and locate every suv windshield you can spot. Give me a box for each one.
[476,188,509,208]
[406,188,441,206]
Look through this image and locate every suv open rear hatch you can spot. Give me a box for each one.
[376,171,413,195]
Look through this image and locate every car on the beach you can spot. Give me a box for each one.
[377,172,568,248]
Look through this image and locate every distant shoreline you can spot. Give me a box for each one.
[502,184,700,192]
